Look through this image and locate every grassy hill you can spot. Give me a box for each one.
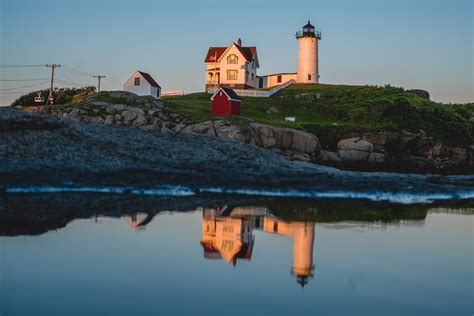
[164,84,473,147]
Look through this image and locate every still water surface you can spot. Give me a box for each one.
[1,202,473,315]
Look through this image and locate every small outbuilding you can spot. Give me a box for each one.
[210,87,241,116]
[123,70,161,99]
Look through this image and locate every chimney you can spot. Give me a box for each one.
[237,38,242,46]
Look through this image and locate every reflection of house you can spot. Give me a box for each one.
[200,206,315,287]
[123,213,156,231]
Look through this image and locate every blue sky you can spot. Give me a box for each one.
[0,0,472,105]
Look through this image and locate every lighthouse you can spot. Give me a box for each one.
[296,20,321,84]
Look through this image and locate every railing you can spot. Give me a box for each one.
[207,80,295,98]
[295,30,322,39]
[161,90,186,96]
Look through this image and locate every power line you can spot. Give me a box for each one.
[0,81,50,91]
[62,65,94,77]
[0,78,50,81]
[0,64,46,68]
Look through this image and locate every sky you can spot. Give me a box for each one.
[0,0,472,105]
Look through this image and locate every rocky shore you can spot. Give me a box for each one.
[28,91,473,174]
[2,106,473,203]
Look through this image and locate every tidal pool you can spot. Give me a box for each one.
[1,197,473,315]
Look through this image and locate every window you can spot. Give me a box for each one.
[251,73,254,80]
[222,240,233,251]
[134,77,140,86]
[157,89,160,98]
[277,75,282,83]
[223,225,234,233]
[308,74,312,81]
[273,221,278,232]
[227,70,238,80]
[227,54,238,64]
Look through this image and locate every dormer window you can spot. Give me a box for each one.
[227,54,238,64]
[134,77,140,86]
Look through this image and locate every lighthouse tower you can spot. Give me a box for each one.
[296,20,321,84]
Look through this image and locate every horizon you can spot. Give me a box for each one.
[0,0,472,105]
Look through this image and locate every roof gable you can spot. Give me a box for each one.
[205,47,227,63]
[218,42,257,63]
[124,70,161,88]
[137,71,161,88]
[211,87,241,102]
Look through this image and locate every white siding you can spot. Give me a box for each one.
[123,71,160,99]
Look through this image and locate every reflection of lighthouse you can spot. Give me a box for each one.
[263,219,315,287]
[200,206,316,287]
[291,223,315,287]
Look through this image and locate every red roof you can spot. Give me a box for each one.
[204,44,256,63]
[137,71,161,88]
[204,47,227,63]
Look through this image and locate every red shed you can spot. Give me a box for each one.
[210,87,241,116]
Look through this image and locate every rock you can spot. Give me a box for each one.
[104,115,115,125]
[139,125,155,130]
[368,152,386,163]
[290,130,320,154]
[106,104,127,114]
[319,150,342,162]
[469,117,474,123]
[266,106,279,114]
[88,116,104,124]
[92,101,110,107]
[449,147,467,163]
[407,89,430,100]
[338,149,371,161]
[131,113,147,127]
[338,138,374,152]
[127,107,145,115]
[174,124,186,133]
[261,135,276,148]
[337,138,374,162]
[121,110,138,123]
[191,121,214,135]
[69,108,85,119]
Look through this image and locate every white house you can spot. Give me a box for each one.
[204,38,259,91]
[123,70,161,99]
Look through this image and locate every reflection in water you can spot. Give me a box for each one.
[200,206,315,287]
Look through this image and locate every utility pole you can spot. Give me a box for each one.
[46,64,60,104]
[93,75,106,92]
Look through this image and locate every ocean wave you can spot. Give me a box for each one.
[4,184,474,204]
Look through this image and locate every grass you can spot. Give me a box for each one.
[163,83,474,147]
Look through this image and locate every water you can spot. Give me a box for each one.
[1,197,473,316]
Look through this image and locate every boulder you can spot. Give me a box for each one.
[290,130,320,153]
[266,106,279,114]
[368,152,386,163]
[104,115,115,125]
[449,147,467,163]
[338,138,374,152]
[407,89,430,100]
[319,150,342,162]
[337,138,374,162]
[191,121,215,135]
[121,110,138,123]
[91,101,110,107]
[131,113,147,127]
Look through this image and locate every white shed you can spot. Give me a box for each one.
[123,70,161,99]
